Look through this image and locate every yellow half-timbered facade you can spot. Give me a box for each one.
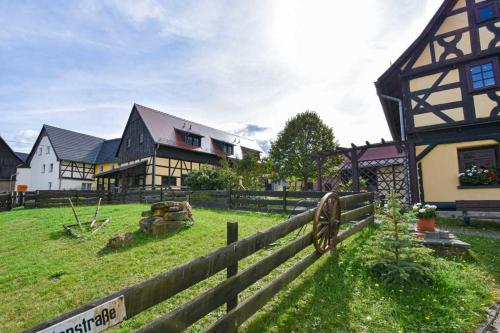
[96,104,262,190]
[376,0,500,209]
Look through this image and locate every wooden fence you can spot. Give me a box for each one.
[3,189,357,214]
[24,192,375,333]
[0,192,12,212]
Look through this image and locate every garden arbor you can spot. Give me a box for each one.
[314,140,418,204]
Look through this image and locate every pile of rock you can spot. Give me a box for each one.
[139,201,194,235]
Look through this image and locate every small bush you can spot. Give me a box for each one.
[363,191,435,285]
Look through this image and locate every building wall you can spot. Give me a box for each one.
[60,178,94,190]
[417,139,500,202]
[94,162,119,189]
[22,136,60,190]
[403,0,500,131]
[0,181,11,193]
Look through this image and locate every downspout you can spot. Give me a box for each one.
[378,94,405,141]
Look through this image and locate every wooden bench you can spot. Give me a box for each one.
[456,200,500,225]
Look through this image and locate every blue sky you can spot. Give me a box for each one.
[0,0,442,153]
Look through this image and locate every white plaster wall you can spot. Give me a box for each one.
[15,168,32,190]
[60,179,94,190]
[28,136,60,190]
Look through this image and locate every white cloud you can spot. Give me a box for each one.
[0,0,444,151]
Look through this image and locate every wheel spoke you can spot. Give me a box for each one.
[317,226,328,237]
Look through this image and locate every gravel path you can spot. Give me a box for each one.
[440,227,500,240]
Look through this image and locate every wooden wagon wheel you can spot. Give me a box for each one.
[313,192,341,254]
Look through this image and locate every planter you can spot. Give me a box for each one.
[417,217,435,231]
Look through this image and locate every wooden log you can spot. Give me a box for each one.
[336,215,375,244]
[340,204,374,223]
[136,233,313,333]
[339,192,374,209]
[24,209,315,333]
[232,198,285,206]
[204,251,322,333]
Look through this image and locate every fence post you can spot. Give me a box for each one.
[283,186,287,213]
[7,192,12,211]
[160,187,164,201]
[226,221,239,313]
[228,189,233,210]
[351,146,360,192]
[35,190,39,208]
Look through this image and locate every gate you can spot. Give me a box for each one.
[315,141,411,204]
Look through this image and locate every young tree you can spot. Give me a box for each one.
[235,153,262,189]
[269,111,337,188]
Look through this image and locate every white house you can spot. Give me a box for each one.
[16,125,116,191]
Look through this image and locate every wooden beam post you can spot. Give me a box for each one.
[406,141,419,204]
[226,222,239,313]
[350,146,360,192]
[316,156,323,191]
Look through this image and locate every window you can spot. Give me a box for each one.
[476,2,498,23]
[466,59,499,91]
[139,133,144,144]
[38,147,42,156]
[99,165,104,172]
[162,176,177,187]
[220,142,234,155]
[81,183,92,190]
[127,138,131,148]
[48,182,52,190]
[183,133,202,147]
[42,164,46,173]
[181,174,188,187]
[46,146,50,154]
[49,163,53,173]
[458,146,498,172]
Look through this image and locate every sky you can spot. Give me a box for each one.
[0,0,443,154]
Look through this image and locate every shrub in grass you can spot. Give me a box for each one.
[363,191,434,285]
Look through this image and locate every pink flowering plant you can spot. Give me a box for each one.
[412,203,437,219]
[459,165,498,186]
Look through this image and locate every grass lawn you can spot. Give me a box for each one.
[0,206,498,332]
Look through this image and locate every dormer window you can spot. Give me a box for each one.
[139,133,144,144]
[184,133,201,148]
[127,138,131,148]
[220,142,234,155]
[476,2,498,23]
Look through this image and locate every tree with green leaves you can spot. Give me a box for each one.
[235,152,262,189]
[269,111,338,189]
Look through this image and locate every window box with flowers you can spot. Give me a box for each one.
[458,166,499,188]
[412,203,437,231]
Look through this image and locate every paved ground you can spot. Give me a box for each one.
[440,226,500,240]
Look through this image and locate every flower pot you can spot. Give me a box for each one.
[417,217,435,231]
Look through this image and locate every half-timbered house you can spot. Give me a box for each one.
[96,104,263,189]
[0,136,25,192]
[16,125,120,191]
[376,0,500,208]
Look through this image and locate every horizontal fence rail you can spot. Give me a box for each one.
[24,192,375,333]
[3,188,363,215]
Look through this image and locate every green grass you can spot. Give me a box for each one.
[0,207,498,332]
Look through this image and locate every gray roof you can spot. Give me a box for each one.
[15,152,29,162]
[44,125,104,163]
[134,104,263,157]
[35,125,119,164]
[95,138,120,164]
